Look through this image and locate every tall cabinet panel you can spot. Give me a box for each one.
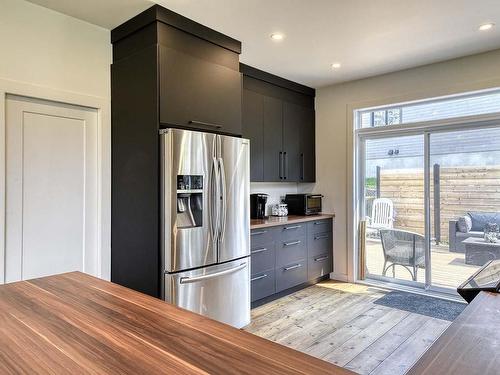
[111,45,160,297]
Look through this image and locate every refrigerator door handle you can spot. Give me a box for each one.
[210,156,221,242]
[218,156,227,243]
[179,262,247,284]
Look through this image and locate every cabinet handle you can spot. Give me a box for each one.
[314,221,325,225]
[284,240,301,247]
[284,225,301,230]
[314,256,328,262]
[251,230,268,236]
[300,153,304,180]
[188,120,222,129]
[284,264,301,271]
[315,235,329,240]
[283,152,287,180]
[251,274,268,282]
[279,152,283,180]
[251,247,268,254]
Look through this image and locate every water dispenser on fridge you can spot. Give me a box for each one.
[176,175,203,228]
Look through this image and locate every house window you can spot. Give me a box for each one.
[358,89,500,129]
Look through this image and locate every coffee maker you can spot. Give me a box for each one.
[250,193,268,219]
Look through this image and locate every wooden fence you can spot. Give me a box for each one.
[378,165,500,243]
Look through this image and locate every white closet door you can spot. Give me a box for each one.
[5,95,98,282]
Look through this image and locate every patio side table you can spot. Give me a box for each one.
[462,237,500,266]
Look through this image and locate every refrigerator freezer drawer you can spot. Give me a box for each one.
[164,258,251,328]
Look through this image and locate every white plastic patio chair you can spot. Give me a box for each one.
[366,198,394,230]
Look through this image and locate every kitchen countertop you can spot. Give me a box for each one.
[251,213,335,229]
[0,271,352,374]
[408,291,500,375]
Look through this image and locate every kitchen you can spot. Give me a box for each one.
[1,1,500,374]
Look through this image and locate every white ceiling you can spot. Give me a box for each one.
[26,0,500,88]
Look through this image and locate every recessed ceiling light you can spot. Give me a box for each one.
[331,63,341,69]
[270,33,284,41]
[479,23,495,31]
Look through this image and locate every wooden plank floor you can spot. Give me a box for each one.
[245,281,451,375]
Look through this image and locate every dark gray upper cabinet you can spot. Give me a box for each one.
[283,102,302,182]
[241,64,315,182]
[159,45,242,135]
[112,5,243,137]
[299,106,316,182]
[263,96,283,182]
[242,89,264,181]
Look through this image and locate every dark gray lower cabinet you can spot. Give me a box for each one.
[250,218,333,303]
[276,261,307,292]
[251,270,276,301]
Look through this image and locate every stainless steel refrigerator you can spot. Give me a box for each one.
[160,128,250,328]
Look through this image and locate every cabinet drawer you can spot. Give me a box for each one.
[251,228,275,248]
[276,238,307,267]
[278,223,306,241]
[308,232,333,258]
[276,261,307,292]
[251,270,275,302]
[308,253,332,280]
[308,219,332,235]
[251,242,275,275]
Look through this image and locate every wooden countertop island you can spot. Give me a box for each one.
[251,213,335,229]
[408,291,500,375]
[0,272,352,374]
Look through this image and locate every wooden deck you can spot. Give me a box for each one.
[365,238,480,289]
[245,281,450,375]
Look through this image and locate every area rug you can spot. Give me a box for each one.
[373,291,466,321]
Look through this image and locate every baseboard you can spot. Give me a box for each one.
[329,272,348,282]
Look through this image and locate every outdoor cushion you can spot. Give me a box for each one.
[457,216,472,233]
[468,212,500,232]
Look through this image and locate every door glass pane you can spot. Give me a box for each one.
[363,135,425,285]
[429,127,500,289]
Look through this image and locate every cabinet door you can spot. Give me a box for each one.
[300,107,315,182]
[263,96,283,182]
[159,46,242,135]
[283,102,302,181]
[242,89,264,181]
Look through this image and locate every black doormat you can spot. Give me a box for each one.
[374,291,465,321]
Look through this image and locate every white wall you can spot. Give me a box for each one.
[0,0,112,279]
[315,49,500,281]
[0,0,111,97]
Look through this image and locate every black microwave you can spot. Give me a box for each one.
[284,194,323,216]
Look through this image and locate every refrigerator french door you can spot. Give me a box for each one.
[160,128,250,328]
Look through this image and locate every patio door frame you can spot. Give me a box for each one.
[355,113,500,293]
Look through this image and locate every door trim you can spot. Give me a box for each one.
[0,78,111,283]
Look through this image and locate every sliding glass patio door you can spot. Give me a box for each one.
[429,127,500,290]
[362,134,426,287]
[359,124,500,293]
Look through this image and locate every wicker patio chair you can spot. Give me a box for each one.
[379,229,425,281]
